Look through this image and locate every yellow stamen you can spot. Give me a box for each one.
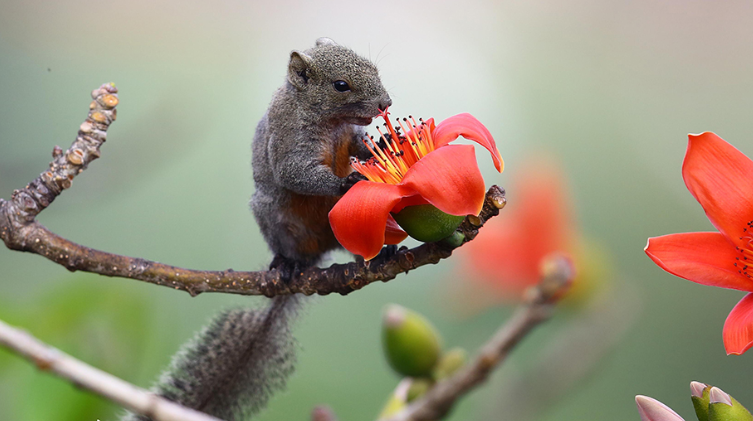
[411,119,431,157]
[351,113,438,184]
[413,117,435,152]
[380,132,410,175]
[398,119,426,159]
[373,129,405,179]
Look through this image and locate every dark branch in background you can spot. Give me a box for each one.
[0,83,507,297]
[379,256,575,421]
[0,318,221,421]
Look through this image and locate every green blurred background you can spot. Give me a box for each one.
[2,0,753,420]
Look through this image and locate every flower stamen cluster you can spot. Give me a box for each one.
[352,113,436,185]
[734,221,753,279]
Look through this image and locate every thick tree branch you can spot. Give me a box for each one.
[0,83,507,297]
[382,256,574,421]
[0,318,220,421]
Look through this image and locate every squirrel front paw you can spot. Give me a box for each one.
[339,172,368,194]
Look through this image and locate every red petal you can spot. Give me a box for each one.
[432,113,504,172]
[683,132,753,246]
[384,215,408,245]
[329,182,410,260]
[645,232,753,291]
[401,144,486,216]
[391,195,431,214]
[724,293,753,355]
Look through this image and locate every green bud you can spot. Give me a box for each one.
[391,204,465,242]
[378,393,406,419]
[378,379,410,419]
[691,381,710,421]
[432,347,467,380]
[707,387,753,421]
[382,305,442,377]
[406,378,433,402]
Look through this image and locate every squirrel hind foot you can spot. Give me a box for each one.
[269,254,310,284]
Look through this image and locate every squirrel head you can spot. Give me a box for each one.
[287,38,392,126]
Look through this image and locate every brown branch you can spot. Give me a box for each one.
[486,281,640,421]
[0,83,507,297]
[0,317,221,421]
[382,255,574,421]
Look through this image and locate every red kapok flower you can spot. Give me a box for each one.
[448,157,610,316]
[645,132,753,355]
[454,158,577,301]
[328,111,503,260]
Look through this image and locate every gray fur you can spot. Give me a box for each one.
[252,38,391,264]
[315,37,337,47]
[121,296,300,421]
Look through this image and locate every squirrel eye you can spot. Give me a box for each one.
[333,80,351,92]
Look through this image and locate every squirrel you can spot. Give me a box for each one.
[122,38,391,421]
[251,36,392,276]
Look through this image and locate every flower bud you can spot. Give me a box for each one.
[311,405,337,421]
[432,347,467,380]
[559,238,611,311]
[378,379,410,419]
[382,305,442,377]
[391,204,465,242]
[690,381,710,421]
[406,378,433,402]
[538,252,576,302]
[635,395,685,421]
[378,393,406,419]
[707,386,753,421]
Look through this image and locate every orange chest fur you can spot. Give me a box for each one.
[321,134,355,178]
[287,134,355,240]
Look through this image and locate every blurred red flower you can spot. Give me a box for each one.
[329,112,503,260]
[454,157,578,302]
[646,132,753,355]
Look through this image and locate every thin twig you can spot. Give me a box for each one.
[0,83,507,297]
[487,281,640,421]
[0,318,220,421]
[382,256,574,421]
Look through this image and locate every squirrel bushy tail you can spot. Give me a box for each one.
[122,295,300,421]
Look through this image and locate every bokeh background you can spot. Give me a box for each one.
[2,0,753,420]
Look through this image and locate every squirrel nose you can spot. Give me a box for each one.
[379,96,393,111]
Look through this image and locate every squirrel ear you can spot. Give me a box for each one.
[288,51,313,89]
[315,37,337,47]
